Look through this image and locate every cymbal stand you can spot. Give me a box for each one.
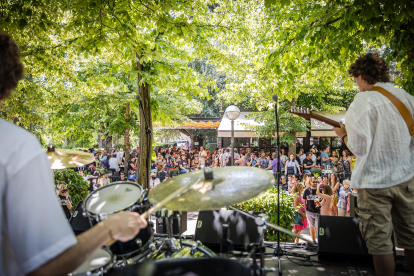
[176,212,182,248]
[159,209,179,256]
[220,224,233,255]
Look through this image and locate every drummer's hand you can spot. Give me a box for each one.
[104,211,148,242]
[333,121,346,138]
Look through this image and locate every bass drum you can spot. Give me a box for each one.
[83,181,153,258]
[69,248,114,276]
[147,240,216,260]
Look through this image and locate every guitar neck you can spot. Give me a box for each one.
[311,113,341,128]
[289,111,341,128]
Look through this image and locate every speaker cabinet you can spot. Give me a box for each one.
[318,215,370,261]
[194,210,261,252]
[156,211,187,235]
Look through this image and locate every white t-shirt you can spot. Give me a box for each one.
[115,151,123,160]
[150,178,160,190]
[0,119,77,275]
[199,150,207,166]
[345,82,414,189]
[109,157,121,171]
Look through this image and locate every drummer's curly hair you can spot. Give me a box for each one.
[0,33,23,101]
[348,52,389,84]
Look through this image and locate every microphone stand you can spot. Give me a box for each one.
[136,95,152,189]
[273,96,283,276]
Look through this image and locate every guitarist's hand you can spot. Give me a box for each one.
[333,121,347,138]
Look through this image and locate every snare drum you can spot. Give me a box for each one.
[70,248,114,276]
[83,181,153,258]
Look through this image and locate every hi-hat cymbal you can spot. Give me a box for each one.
[149,167,274,211]
[45,146,95,170]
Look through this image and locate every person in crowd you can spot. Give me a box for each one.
[322,175,329,186]
[100,173,110,186]
[235,150,247,166]
[315,147,322,166]
[128,174,136,183]
[269,152,280,174]
[280,175,288,191]
[258,152,269,169]
[285,154,301,176]
[330,150,339,173]
[191,154,201,169]
[89,171,102,192]
[292,182,307,245]
[339,149,352,178]
[100,151,108,168]
[115,148,123,160]
[337,179,352,217]
[330,173,340,216]
[109,153,121,173]
[321,146,330,168]
[280,148,287,175]
[310,148,317,164]
[298,148,307,166]
[57,181,73,220]
[287,175,294,187]
[248,152,260,167]
[178,153,188,173]
[220,148,228,167]
[160,147,166,158]
[212,149,218,160]
[79,170,89,182]
[156,164,166,182]
[199,146,207,166]
[317,176,323,185]
[302,152,314,174]
[316,183,333,216]
[303,173,312,188]
[163,174,171,182]
[206,149,211,158]
[303,177,321,244]
[233,148,240,166]
[149,172,160,190]
[225,148,232,166]
[119,171,128,182]
[155,153,165,169]
[265,155,273,171]
[289,174,301,192]
[128,154,137,171]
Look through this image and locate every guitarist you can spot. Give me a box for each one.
[333,52,414,276]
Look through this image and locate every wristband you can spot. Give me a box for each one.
[102,221,113,240]
[341,134,347,140]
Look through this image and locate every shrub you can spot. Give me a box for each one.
[54,169,89,208]
[232,187,295,242]
[311,167,323,177]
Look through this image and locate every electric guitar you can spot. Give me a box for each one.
[288,107,341,128]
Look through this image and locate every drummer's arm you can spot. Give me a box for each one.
[27,223,113,276]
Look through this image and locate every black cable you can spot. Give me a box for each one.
[284,254,313,266]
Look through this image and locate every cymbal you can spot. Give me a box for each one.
[149,167,274,211]
[45,146,95,170]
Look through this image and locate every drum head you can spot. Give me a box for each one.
[85,182,143,214]
[71,248,112,275]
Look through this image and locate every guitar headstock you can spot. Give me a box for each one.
[288,107,313,120]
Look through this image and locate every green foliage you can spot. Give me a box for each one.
[54,169,89,207]
[311,167,323,177]
[205,143,217,153]
[233,188,295,242]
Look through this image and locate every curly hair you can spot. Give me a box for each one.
[348,52,390,84]
[0,33,23,101]
[322,185,333,196]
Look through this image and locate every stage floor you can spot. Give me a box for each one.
[150,212,410,276]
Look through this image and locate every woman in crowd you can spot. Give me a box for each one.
[56,181,72,220]
[337,179,353,217]
[316,183,333,216]
[330,173,341,216]
[265,155,273,170]
[311,148,317,164]
[291,182,307,245]
[339,149,352,179]
[330,150,339,172]
[99,173,111,186]
[303,173,312,188]
[317,176,323,185]
[99,151,108,168]
[155,153,165,170]
[191,154,201,169]
[109,153,121,173]
[289,174,301,192]
[285,154,301,176]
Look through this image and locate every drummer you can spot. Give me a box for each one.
[0,32,148,275]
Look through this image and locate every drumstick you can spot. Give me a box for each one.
[105,175,204,247]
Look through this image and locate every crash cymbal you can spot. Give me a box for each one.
[149,167,274,211]
[46,146,95,169]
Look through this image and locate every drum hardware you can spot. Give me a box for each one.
[69,248,115,276]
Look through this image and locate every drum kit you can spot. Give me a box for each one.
[47,148,314,276]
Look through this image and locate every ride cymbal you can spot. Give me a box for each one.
[149,167,274,211]
[46,146,95,169]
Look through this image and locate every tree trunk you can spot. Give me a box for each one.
[137,54,152,189]
[105,135,112,151]
[124,103,131,174]
[288,98,298,156]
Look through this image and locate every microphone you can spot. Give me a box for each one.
[272,95,278,103]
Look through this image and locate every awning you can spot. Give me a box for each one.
[154,121,220,130]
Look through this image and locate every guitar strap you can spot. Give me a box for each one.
[371,86,414,137]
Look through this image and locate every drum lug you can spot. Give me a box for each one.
[135,238,142,247]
